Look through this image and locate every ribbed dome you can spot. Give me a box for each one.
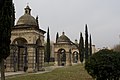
[57,32,71,43]
[16,5,37,26]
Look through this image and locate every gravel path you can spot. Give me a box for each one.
[1,64,78,79]
[0,66,63,78]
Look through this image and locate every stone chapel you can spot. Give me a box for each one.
[54,32,79,66]
[5,5,46,72]
[54,32,96,66]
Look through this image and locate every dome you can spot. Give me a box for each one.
[17,14,37,26]
[57,32,71,43]
[16,5,37,26]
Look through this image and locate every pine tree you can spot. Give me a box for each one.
[89,34,92,56]
[46,27,51,64]
[0,0,14,80]
[56,32,59,43]
[85,24,89,60]
[79,32,84,63]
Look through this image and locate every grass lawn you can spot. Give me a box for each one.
[6,64,93,80]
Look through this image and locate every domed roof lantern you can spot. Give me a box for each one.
[25,5,31,15]
[16,5,38,27]
[62,32,65,35]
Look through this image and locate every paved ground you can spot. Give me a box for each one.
[0,63,78,79]
[0,66,63,78]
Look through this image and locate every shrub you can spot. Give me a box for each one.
[85,49,120,80]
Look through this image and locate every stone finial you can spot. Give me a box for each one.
[62,32,65,35]
[24,5,31,15]
[75,39,78,44]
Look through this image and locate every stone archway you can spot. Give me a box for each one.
[11,37,28,72]
[57,49,66,66]
[72,51,79,63]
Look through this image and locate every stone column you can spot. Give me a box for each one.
[71,53,74,64]
[54,52,58,66]
[6,46,18,72]
[78,53,81,63]
[27,46,36,72]
[38,48,45,71]
[66,52,72,66]
[5,57,11,72]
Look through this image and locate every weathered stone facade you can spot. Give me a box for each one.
[54,32,79,66]
[5,5,45,72]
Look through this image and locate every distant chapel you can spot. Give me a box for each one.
[54,32,80,66]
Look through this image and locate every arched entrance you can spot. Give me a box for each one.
[11,37,28,72]
[73,51,78,63]
[57,49,66,66]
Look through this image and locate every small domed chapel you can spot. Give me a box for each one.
[54,32,80,66]
[5,5,46,72]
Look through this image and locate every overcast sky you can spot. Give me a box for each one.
[13,0,120,48]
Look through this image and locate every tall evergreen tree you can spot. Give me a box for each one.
[0,0,5,10]
[11,3,15,27]
[46,27,51,64]
[85,24,89,60]
[56,32,59,43]
[0,0,14,80]
[89,34,92,56]
[79,32,84,63]
[36,16,39,27]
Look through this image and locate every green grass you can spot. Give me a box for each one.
[6,64,93,80]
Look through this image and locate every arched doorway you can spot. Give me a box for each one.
[57,49,66,66]
[12,37,28,71]
[73,51,78,63]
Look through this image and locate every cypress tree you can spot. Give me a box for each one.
[79,32,84,63]
[46,27,51,64]
[0,0,14,80]
[36,16,39,27]
[0,0,13,61]
[85,24,89,60]
[0,0,5,10]
[56,32,59,43]
[11,3,15,27]
[89,34,92,56]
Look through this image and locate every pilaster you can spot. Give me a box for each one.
[27,46,36,72]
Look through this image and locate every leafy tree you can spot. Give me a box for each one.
[0,0,14,80]
[46,27,51,64]
[85,24,89,60]
[85,49,120,80]
[79,32,84,63]
[56,32,59,43]
[89,34,92,56]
